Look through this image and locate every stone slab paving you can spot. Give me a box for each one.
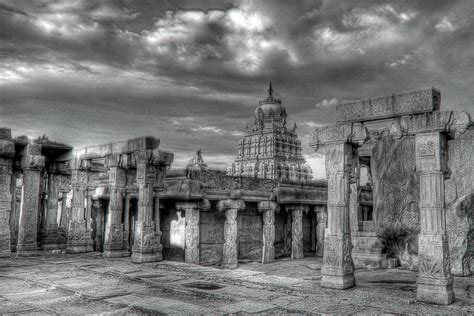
[0,253,472,315]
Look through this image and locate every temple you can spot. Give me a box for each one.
[0,86,472,306]
[227,83,312,181]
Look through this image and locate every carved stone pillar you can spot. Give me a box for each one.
[415,132,454,305]
[176,200,210,265]
[123,195,131,251]
[67,159,90,253]
[320,143,355,289]
[17,144,45,255]
[103,163,127,257]
[217,197,245,269]
[132,154,161,263]
[42,173,60,250]
[85,187,95,252]
[258,200,278,264]
[0,135,15,257]
[287,205,306,260]
[58,190,69,249]
[315,205,327,256]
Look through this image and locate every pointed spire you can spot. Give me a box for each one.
[268,81,273,96]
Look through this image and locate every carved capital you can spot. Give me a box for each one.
[310,123,368,153]
[176,199,210,212]
[21,154,45,170]
[0,140,15,158]
[217,198,246,212]
[257,200,279,212]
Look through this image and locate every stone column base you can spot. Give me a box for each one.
[66,245,87,253]
[417,277,455,305]
[321,271,355,290]
[103,249,131,258]
[185,248,200,265]
[16,244,39,256]
[42,243,60,251]
[131,248,162,263]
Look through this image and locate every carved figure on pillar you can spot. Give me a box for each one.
[315,206,327,257]
[288,205,306,260]
[415,132,454,305]
[217,194,245,269]
[258,200,278,264]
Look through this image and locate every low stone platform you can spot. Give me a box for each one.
[0,254,472,314]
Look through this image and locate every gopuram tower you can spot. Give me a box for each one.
[227,83,312,181]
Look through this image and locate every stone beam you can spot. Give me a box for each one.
[74,137,159,160]
[336,88,440,123]
[309,123,369,152]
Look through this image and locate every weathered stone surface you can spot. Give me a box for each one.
[217,198,245,269]
[0,157,12,257]
[336,88,440,123]
[371,135,419,269]
[415,132,454,305]
[445,128,474,276]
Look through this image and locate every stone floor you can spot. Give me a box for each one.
[0,253,472,315]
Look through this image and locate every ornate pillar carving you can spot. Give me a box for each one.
[17,144,45,255]
[103,159,127,257]
[42,173,60,250]
[258,200,278,264]
[123,194,131,251]
[320,143,355,289]
[131,152,162,263]
[286,204,307,260]
[0,135,15,257]
[415,132,454,305]
[66,159,90,253]
[176,199,210,265]
[217,196,245,269]
[315,205,327,256]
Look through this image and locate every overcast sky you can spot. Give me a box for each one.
[1,0,473,178]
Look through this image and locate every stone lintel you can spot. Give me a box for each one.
[309,123,368,152]
[275,186,327,205]
[74,136,160,159]
[336,87,440,123]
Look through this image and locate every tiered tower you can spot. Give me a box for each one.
[227,83,312,181]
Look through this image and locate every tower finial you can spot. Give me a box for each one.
[268,81,273,96]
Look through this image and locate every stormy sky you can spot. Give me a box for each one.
[1,0,473,178]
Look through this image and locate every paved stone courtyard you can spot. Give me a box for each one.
[0,254,472,315]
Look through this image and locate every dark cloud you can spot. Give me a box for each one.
[0,0,473,176]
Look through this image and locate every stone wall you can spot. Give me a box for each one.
[199,207,225,266]
[371,134,420,269]
[238,203,262,260]
[445,127,474,275]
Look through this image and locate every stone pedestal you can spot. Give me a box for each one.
[415,132,454,305]
[0,137,14,257]
[42,174,60,250]
[258,200,278,264]
[17,144,45,256]
[320,143,355,289]
[217,197,245,269]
